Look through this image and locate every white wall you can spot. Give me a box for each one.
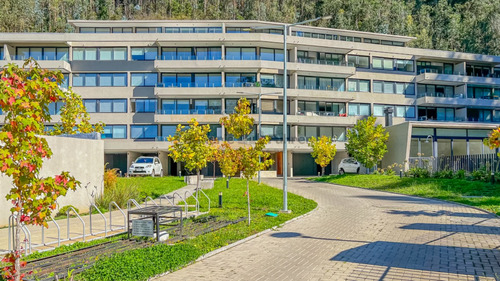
[0,135,104,226]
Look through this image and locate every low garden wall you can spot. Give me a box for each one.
[0,135,104,226]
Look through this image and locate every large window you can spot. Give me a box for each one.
[297,126,346,141]
[80,27,111,33]
[84,99,127,113]
[48,102,65,115]
[131,47,158,61]
[260,74,283,88]
[131,73,158,87]
[253,99,289,114]
[297,76,345,91]
[347,55,369,68]
[417,84,455,98]
[161,100,190,114]
[102,125,127,139]
[136,27,162,33]
[297,101,346,116]
[318,52,343,65]
[16,47,69,61]
[73,73,127,87]
[348,103,370,116]
[0,47,4,60]
[165,27,222,33]
[160,73,222,87]
[466,65,492,77]
[467,108,494,122]
[132,99,157,113]
[225,47,256,60]
[347,79,370,92]
[161,47,222,60]
[374,81,414,95]
[112,27,133,33]
[418,107,455,121]
[260,48,284,62]
[372,57,414,72]
[417,61,453,74]
[72,47,126,61]
[374,104,415,118]
[467,86,499,99]
[130,125,157,139]
[225,73,257,87]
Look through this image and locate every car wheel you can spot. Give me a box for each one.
[356,167,360,174]
[151,169,155,177]
[159,169,164,177]
[339,168,345,175]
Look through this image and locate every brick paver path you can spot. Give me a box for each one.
[159,178,500,281]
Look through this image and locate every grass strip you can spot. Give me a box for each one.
[314,174,500,215]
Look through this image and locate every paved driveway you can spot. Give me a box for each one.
[159,178,500,281]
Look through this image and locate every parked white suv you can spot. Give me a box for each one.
[128,156,163,177]
[338,158,361,175]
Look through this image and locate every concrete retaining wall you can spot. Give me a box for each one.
[0,135,104,226]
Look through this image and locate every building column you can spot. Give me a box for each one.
[158,151,170,176]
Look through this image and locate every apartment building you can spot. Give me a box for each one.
[1,20,499,176]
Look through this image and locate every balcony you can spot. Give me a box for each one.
[416,92,500,108]
[154,59,283,72]
[416,70,500,86]
[289,59,356,78]
[0,59,71,73]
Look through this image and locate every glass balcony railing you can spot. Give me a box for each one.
[10,55,69,62]
[417,92,464,98]
[297,111,347,117]
[296,58,354,67]
[156,82,222,88]
[297,85,345,91]
[156,109,222,115]
[160,55,222,60]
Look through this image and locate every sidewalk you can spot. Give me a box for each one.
[0,178,214,255]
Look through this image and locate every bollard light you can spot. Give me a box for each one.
[219,192,223,208]
[400,170,403,178]
[226,176,230,189]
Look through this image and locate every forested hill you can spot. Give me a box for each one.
[1,0,499,55]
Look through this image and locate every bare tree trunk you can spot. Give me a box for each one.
[246,179,251,225]
[14,199,21,281]
[322,166,325,176]
[213,162,216,178]
[196,169,200,202]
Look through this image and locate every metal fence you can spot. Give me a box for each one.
[409,153,499,173]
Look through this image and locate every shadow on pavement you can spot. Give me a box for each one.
[331,241,500,277]
[387,209,494,219]
[401,223,500,235]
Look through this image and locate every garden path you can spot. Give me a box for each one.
[160,178,500,281]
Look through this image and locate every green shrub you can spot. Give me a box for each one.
[78,243,201,281]
[95,181,140,210]
[406,167,430,178]
[472,166,491,182]
[56,205,79,217]
[454,169,466,179]
[433,169,453,179]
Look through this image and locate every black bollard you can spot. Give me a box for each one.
[218,192,223,207]
[400,170,403,178]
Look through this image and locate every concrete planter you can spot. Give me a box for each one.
[184,175,204,184]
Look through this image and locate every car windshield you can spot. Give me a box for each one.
[135,158,153,163]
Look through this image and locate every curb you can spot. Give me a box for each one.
[151,203,319,280]
[309,178,500,219]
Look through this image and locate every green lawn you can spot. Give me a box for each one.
[117,176,187,199]
[314,174,500,215]
[77,178,317,281]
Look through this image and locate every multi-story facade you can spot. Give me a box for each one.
[1,20,499,176]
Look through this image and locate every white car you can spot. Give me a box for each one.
[338,158,361,175]
[128,156,163,177]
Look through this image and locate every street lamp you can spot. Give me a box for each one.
[252,15,332,212]
[237,91,282,184]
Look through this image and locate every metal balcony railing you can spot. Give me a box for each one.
[156,109,222,115]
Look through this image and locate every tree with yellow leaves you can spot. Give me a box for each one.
[308,136,337,176]
[168,119,212,199]
[220,98,273,225]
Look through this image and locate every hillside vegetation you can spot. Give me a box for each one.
[1,0,499,56]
